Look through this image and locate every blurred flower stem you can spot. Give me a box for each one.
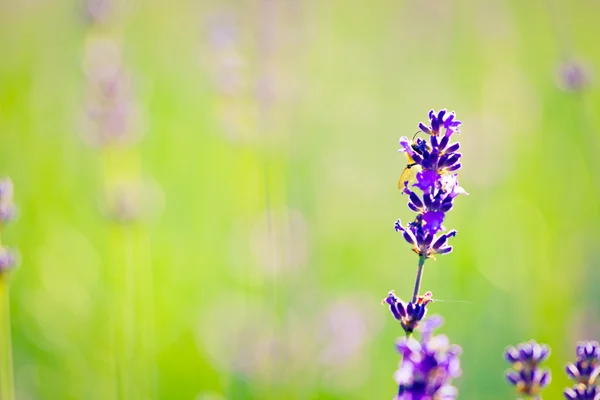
[0,273,15,400]
[100,146,155,400]
[0,179,16,400]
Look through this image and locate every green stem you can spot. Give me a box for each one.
[411,255,427,304]
[0,274,15,400]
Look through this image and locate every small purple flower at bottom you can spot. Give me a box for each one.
[505,340,551,398]
[565,384,600,400]
[395,316,462,400]
[383,291,433,334]
[565,341,600,399]
[566,341,600,385]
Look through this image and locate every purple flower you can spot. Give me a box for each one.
[387,110,466,400]
[396,110,465,250]
[0,178,15,224]
[83,0,113,25]
[394,216,456,258]
[395,317,461,399]
[565,384,600,400]
[0,178,17,274]
[413,170,438,193]
[505,340,551,397]
[81,39,141,148]
[0,247,17,273]
[565,341,600,398]
[557,59,592,92]
[383,291,433,334]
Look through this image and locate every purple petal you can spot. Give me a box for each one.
[432,234,448,250]
[431,117,440,134]
[436,246,453,255]
[564,388,577,399]
[413,170,438,192]
[443,113,454,127]
[440,202,453,213]
[539,370,551,387]
[409,192,423,208]
[384,291,397,306]
[440,153,461,168]
[437,109,446,121]
[422,211,445,233]
[423,193,433,209]
[394,219,403,232]
[439,136,449,151]
[445,142,460,153]
[421,233,434,247]
[399,136,414,154]
[565,364,579,379]
[446,163,462,172]
[419,122,431,135]
[506,371,520,385]
[403,231,416,246]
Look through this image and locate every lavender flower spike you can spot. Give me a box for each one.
[396,110,466,259]
[505,340,551,398]
[383,111,466,400]
[395,316,462,399]
[564,341,600,399]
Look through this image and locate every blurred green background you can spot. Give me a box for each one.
[1,0,600,398]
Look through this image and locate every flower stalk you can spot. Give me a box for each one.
[411,255,427,304]
[0,274,15,400]
[0,178,17,400]
[383,110,466,399]
[82,3,156,396]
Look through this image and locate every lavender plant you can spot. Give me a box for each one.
[0,178,17,400]
[384,110,465,399]
[80,1,156,397]
[504,340,552,399]
[564,341,600,399]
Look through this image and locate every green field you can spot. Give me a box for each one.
[1,0,599,398]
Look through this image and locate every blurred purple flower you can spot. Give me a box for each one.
[565,385,600,400]
[206,10,245,97]
[81,38,142,148]
[505,340,551,398]
[318,296,382,367]
[0,247,17,273]
[565,341,600,399]
[557,60,592,92]
[395,317,461,399]
[0,178,17,274]
[83,0,113,25]
[0,178,15,224]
